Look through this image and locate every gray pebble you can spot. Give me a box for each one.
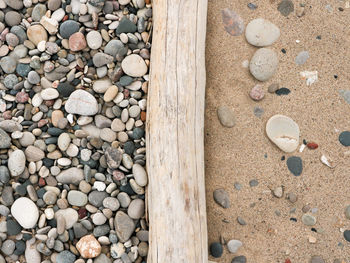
[213,188,230,208]
[302,214,317,226]
[295,51,309,65]
[249,179,259,187]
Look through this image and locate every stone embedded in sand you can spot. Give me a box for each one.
[302,214,316,226]
[339,131,350,146]
[76,235,101,258]
[250,48,278,81]
[213,188,230,208]
[287,156,303,176]
[245,18,280,47]
[266,114,300,152]
[221,8,244,36]
[217,106,235,128]
[278,0,294,17]
[249,84,264,101]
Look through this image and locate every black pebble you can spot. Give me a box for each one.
[232,256,247,263]
[210,242,223,258]
[247,3,257,9]
[281,156,285,161]
[290,217,297,222]
[339,131,350,146]
[344,230,350,242]
[281,48,286,54]
[286,156,303,176]
[334,75,338,79]
[275,88,291,96]
[6,219,22,236]
[303,139,307,145]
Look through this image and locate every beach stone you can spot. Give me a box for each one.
[1,240,15,255]
[5,0,23,9]
[0,166,10,184]
[237,216,246,225]
[221,8,244,36]
[253,106,264,117]
[232,256,247,263]
[93,77,112,93]
[48,0,61,11]
[41,88,59,100]
[65,90,98,116]
[250,84,265,101]
[213,188,230,208]
[250,48,278,81]
[11,197,39,228]
[56,167,84,185]
[345,205,350,219]
[67,190,88,206]
[94,254,112,263]
[344,230,350,242]
[114,211,135,242]
[32,4,47,22]
[76,235,101,258]
[104,85,118,102]
[0,56,16,73]
[93,53,114,67]
[210,242,223,258]
[0,128,10,148]
[57,82,75,97]
[128,199,144,219]
[310,256,325,263]
[55,208,79,229]
[121,54,148,77]
[86,31,102,49]
[105,147,122,169]
[217,105,235,127]
[278,0,294,16]
[25,145,45,161]
[287,193,298,203]
[5,11,21,26]
[56,250,76,263]
[116,17,137,34]
[69,32,87,51]
[27,25,48,46]
[132,163,147,186]
[339,131,350,146]
[28,71,41,84]
[104,39,127,59]
[245,18,280,47]
[295,51,309,65]
[88,191,108,207]
[302,214,316,226]
[103,197,120,211]
[40,16,59,35]
[8,149,26,176]
[287,156,303,176]
[227,240,243,254]
[60,20,80,39]
[25,238,41,263]
[7,219,21,235]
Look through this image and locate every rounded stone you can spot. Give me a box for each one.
[249,48,278,81]
[11,197,39,229]
[65,90,98,116]
[69,32,87,52]
[67,190,88,206]
[86,30,102,50]
[227,239,243,254]
[287,156,303,176]
[28,71,40,84]
[127,199,145,219]
[210,242,223,258]
[245,18,280,47]
[8,149,26,176]
[339,131,350,146]
[302,214,316,226]
[310,256,325,263]
[76,235,101,258]
[250,84,265,101]
[132,164,148,187]
[121,54,148,77]
[5,11,21,26]
[56,250,76,263]
[0,56,16,73]
[48,0,62,11]
[213,188,230,208]
[27,25,48,46]
[232,256,247,263]
[217,105,235,128]
[59,20,80,39]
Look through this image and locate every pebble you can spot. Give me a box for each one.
[0,128,11,148]
[128,199,145,219]
[56,250,76,263]
[76,235,101,258]
[132,163,148,186]
[217,105,235,127]
[249,179,259,187]
[114,211,135,242]
[253,106,264,117]
[232,256,247,263]
[275,87,291,96]
[27,25,48,46]
[250,48,278,81]
[213,188,230,208]
[339,131,350,146]
[295,51,310,65]
[221,8,244,36]
[69,32,87,52]
[67,190,88,206]
[56,167,84,185]
[93,53,114,67]
[245,18,280,46]
[273,186,283,198]
[227,239,243,253]
[287,156,303,176]
[8,149,26,176]
[302,214,317,226]
[86,31,102,50]
[121,54,148,77]
[116,17,137,34]
[345,205,350,219]
[55,208,78,229]
[310,256,325,263]
[210,242,223,258]
[59,20,80,39]
[249,84,264,100]
[65,90,98,116]
[11,197,39,228]
[278,0,294,16]
[344,230,350,242]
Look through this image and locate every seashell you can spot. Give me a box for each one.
[266,114,300,153]
[320,154,336,168]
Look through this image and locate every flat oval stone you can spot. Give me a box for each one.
[310,256,325,263]
[76,235,101,259]
[0,128,11,148]
[67,190,88,206]
[287,156,303,176]
[250,48,278,81]
[121,54,148,77]
[344,230,350,242]
[210,242,223,258]
[227,239,243,254]
[55,208,78,229]
[27,25,48,46]
[56,167,84,185]
[132,164,148,187]
[217,105,235,128]
[114,211,135,242]
[11,197,39,229]
[65,90,98,116]
[245,18,280,47]
[8,149,26,176]
[302,214,316,226]
[213,188,230,208]
[86,30,102,50]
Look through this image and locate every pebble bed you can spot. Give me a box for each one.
[0,0,151,262]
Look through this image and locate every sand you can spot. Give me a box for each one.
[205,0,350,262]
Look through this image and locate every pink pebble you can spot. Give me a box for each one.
[250,85,265,101]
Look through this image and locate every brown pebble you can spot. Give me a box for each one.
[268,83,279,93]
[302,204,311,213]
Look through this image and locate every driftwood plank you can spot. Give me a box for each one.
[146,0,208,262]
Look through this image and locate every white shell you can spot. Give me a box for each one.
[266,114,300,153]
